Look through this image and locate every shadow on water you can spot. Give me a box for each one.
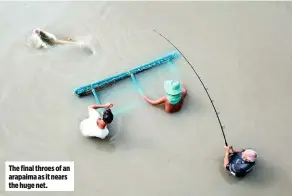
[85,137,116,153]
[238,159,292,195]
[238,158,276,187]
[182,92,201,113]
[107,114,128,145]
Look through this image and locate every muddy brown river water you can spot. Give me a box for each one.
[0,2,292,196]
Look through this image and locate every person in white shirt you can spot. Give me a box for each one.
[80,103,114,139]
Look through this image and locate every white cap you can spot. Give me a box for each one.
[244,149,258,162]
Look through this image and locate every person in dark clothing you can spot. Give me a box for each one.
[223,146,258,177]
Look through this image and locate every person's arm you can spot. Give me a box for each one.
[142,95,166,106]
[223,146,243,168]
[224,151,230,168]
[182,87,187,98]
[223,146,233,168]
[180,84,187,99]
[88,103,113,110]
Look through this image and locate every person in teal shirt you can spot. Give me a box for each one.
[142,80,187,113]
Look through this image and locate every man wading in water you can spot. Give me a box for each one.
[80,103,114,139]
[224,146,258,177]
[142,80,187,113]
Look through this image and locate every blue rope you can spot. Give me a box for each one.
[130,73,144,95]
[91,86,104,112]
[167,61,177,73]
[91,88,101,104]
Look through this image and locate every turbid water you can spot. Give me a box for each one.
[0,1,292,196]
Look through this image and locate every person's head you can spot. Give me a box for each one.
[164,80,182,96]
[102,109,114,124]
[242,149,258,162]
